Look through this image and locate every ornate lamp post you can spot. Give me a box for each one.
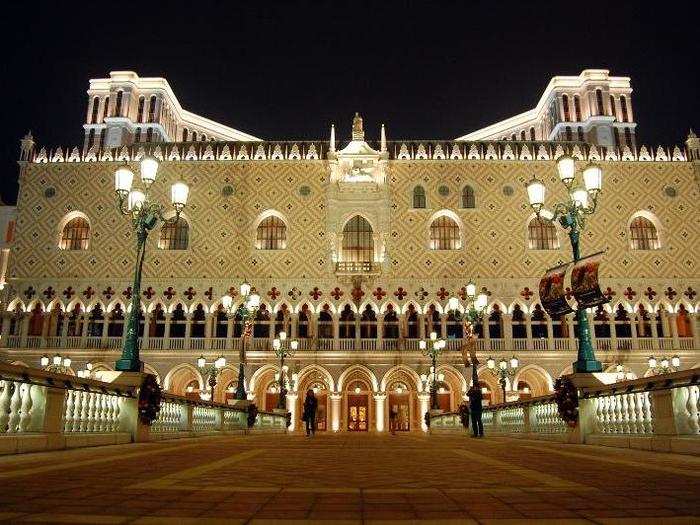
[196,355,226,401]
[113,157,189,372]
[221,282,261,400]
[526,155,603,373]
[40,354,72,374]
[76,361,94,379]
[648,355,681,375]
[449,280,488,387]
[420,332,446,410]
[487,355,519,402]
[272,331,298,410]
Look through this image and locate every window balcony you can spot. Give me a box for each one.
[335,261,380,275]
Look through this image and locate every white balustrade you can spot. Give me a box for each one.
[192,406,219,431]
[63,390,122,433]
[151,400,184,433]
[530,402,567,434]
[0,380,35,433]
[593,391,653,434]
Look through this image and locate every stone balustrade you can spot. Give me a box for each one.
[430,367,700,454]
[0,361,287,455]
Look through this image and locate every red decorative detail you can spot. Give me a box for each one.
[664,287,677,300]
[623,287,636,300]
[122,287,132,300]
[644,287,657,300]
[520,287,534,301]
[63,286,75,300]
[373,287,387,300]
[23,287,36,300]
[42,287,56,300]
[414,287,428,301]
[143,287,155,299]
[164,287,176,300]
[436,287,450,300]
[603,287,616,300]
[351,287,365,302]
[309,287,323,300]
[82,286,95,299]
[184,287,196,300]
[331,287,344,300]
[267,287,280,300]
[102,286,115,300]
[204,287,214,301]
[393,287,407,300]
[226,286,238,298]
[564,287,573,301]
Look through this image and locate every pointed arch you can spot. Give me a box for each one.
[163,363,203,393]
[380,365,422,393]
[58,211,91,250]
[512,364,554,396]
[249,363,280,393]
[295,364,336,392]
[427,209,463,250]
[379,301,400,314]
[107,298,127,313]
[337,364,379,393]
[6,298,26,312]
[26,299,46,313]
[46,298,65,313]
[255,210,288,250]
[400,300,422,315]
[628,211,662,250]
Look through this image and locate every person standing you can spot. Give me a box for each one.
[302,389,318,437]
[467,385,484,437]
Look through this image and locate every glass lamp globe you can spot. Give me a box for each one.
[476,293,488,310]
[215,356,226,368]
[660,357,669,369]
[63,357,71,368]
[571,187,589,208]
[290,340,299,351]
[127,190,146,211]
[438,387,445,394]
[616,363,624,374]
[430,331,437,341]
[510,356,519,369]
[487,356,496,369]
[648,356,657,369]
[419,340,427,350]
[439,339,446,349]
[197,355,206,368]
[583,163,603,193]
[115,166,134,195]
[40,355,49,367]
[53,354,62,366]
[272,339,281,350]
[313,387,319,394]
[465,281,477,299]
[247,293,261,309]
[86,361,93,371]
[292,373,298,381]
[279,331,287,341]
[354,386,361,394]
[499,358,508,370]
[526,178,546,211]
[139,156,159,185]
[556,155,576,185]
[170,181,189,210]
[221,294,233,311]
[671,355,681,368]
[396,386,403,394]
[448,296,459,311]
[438,373,445,382]
[420,373,427,382]
[240,281,251,297]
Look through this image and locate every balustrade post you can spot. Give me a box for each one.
[217,406,224,432]
[373,393,386,432]
[650,389,677,436]
[183,403,194,432]
[184,313,192,349]
[38,385,69,448]
[525,313,533,350]
[204,312,213,341]
[522,404,532,434]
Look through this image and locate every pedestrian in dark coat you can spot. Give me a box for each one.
[302,389,318,436]
[467,385,484,437]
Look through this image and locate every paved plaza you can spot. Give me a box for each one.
[0,432,698,524]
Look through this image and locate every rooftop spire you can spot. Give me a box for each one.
[352,112,364,141]
[380,124,387,152]
[330,124,336,152]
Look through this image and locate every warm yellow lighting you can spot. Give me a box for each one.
[556,155,576,184]
[465,281,477,299]
[115,167,134,194]
[583,163,603,193]
[170,181,189,209]
[221,295,233,310]
[240,281,251,297]
[476,293,488,310]
[448,296,459,311]
[526,178,546,211]
[571,187,589,208]
[127,190,146,211]
[140,156,159,185]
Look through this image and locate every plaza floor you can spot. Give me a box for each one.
[0,432,698,524]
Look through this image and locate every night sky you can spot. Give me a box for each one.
[1,1,697,204]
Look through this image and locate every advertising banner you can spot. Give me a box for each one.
[539,263,574,317]
[571,251,610,309]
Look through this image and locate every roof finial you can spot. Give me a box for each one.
[352,112,364,141]
[330,124,336,152]
[380,124,387,152]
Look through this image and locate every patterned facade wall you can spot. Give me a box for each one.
[7,157,700,310]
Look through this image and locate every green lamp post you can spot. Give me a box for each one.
[196,354,226,401]
[419,332,446,410]
[526,155,603,373]
[486,355,519,402]
[272,331,299,410]
[449,280,488,387]
[114,157,189,372]
[221,282,261,400]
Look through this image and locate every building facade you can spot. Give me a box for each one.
[1,70,699,433]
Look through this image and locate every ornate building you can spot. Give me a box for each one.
[1,70,699,433]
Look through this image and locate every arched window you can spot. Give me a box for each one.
[565,127,572,142]
[620,96,629,123]
[114,90,123,117]
[60,216,90,250]
[146,128,153,142]
[629,215,660,250]
[574,95,582,121]
[429,215,460,250]
[624,128,632,147]
[461,185,475,209]
[609,95,617,120]
[412,186,426,209]
[182,128,188,142]
[342,216,373,262]
[595,89,605,116]
[191,131,198,141]
[577,127,584,142]
[134,128,141,143]
[87,129,95,148]
[90,97,100,124]
[148,95,157,122]
[528,217,558,250]
[520,130,526,140]
[102,96,110,122]
[562,94,570,121]
[256,215,287,250]
[159,218,189,250]
[529,127,536,140]
[137,96,145,123]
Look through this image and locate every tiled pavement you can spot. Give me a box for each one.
[0,432,698,524]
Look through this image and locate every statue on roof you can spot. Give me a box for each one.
[352,112,364,141]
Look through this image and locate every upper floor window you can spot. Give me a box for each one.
[182,128,189,141]
[102,96,110,122]
[412,186,426,209]
[256,215,287,250]
[429,215,460,250]
[60,215,90,250]
[114,90,123,117]
[562,94,570,121]
[342,215,373,262]
[146,128,154,142]
[134,128,141,143]
[529,127,536,140]
[595,89,604,116]
[629,215,660,250]
[158,218,189,250]
[191,131,198,141]
[624,127,632,147]
[528,217,559,250]
[520,130,526,140]
[565,127,573,142]
[90,97,100,124]
[461,185,475,209]
[609,95,617,120]
[148,95,157,123]
[137,96,145,123]
[577,127,584,142]
[620,96,629,123]
[573,95,582,121]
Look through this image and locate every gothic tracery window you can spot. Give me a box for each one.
[342,216,373,262]
[412,186,426,209]
[528,217,559,250]
[256,215,287,250]
[429,215,460,250]
[629,215,659,250]
[461,185,475,209]
[159,219,189,250]
[60,216,90,250]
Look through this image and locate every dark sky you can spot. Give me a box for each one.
[1,0,697,204]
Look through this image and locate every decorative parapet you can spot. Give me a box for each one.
[28,140,690,164]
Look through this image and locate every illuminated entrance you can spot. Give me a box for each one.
[388,382,410,431]
[347,382,369,431]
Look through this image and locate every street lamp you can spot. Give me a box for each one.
[449,280,489,387]
[272,331,298,410]
[487,355,519,402]
[113,157,189,372]
[420,332,446,410]
[40,354,72,374]
[648,355,681,375]
[526,155,603,373]
[196,354,226,401]
[76,361,94,379]
[221,281,261,400]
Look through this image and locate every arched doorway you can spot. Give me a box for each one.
[387,381,411,431]
[347,381,370,431]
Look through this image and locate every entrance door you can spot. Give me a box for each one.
[347,394,369,431]
[316,393,328,431]
[388,393,410,431]
[437,392,451,412]
[265,392,280,411]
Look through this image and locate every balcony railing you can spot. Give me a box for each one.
[335,261,379,275]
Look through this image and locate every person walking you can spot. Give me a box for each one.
[302,389,318,437]
[467,385,484,437]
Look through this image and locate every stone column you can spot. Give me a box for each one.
[668,313,680,349]
[418,393,430,432]
[440,313,447,339]
[141,312,151,349]
[546,315,554,350]
[418,313,426,340]
[204,312,213,340]
[79,314,89,347]
[329,393,342,432]
[650,311,660,350]
[332,313,340,346]
[373,393,386,432]
[163,313,172,349]
[525,313,533,350]
[184,313,192,350]
[692,313,700,353]
[60,314,69,347]
[19,312,29,347]
[630,312,639,350]
[286,393,298,432]
[502,313,513,350]
[101,312,110,345]
[377,313,384,346]
[290,313,298,339]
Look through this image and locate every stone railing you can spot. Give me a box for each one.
[0,362,287,455]
[430,368,700,454]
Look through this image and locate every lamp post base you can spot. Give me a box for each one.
[115,358,143,373]
[235,362,247,400]
[573,359,603,373]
